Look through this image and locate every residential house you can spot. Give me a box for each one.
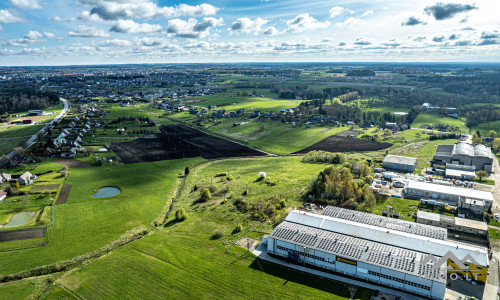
[0,173,11,182]
[0,189,7,202]
[18,171,37,185]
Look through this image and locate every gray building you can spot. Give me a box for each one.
[404,181,494,211]
[433,142,493,172]
[382,155,418,172]
[417,211,488,239]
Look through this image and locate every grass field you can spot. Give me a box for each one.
[489,228,500,240]
[412,113,468,133]
[0,157,201,274]
[0,124,45,155]
[371,197,420,222]
[476,120,500,134]
[41,156,371,300]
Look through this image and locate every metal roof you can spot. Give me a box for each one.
[322,206,447,240]
[417,211,440,222]
[445,168,475,178]
[474,144,493,158]
[454,218,488,231]
[270,220,446,283]
[383,155,418,166]
[406,181,494,202]
[453,142,474,156]
[283,210,489,267]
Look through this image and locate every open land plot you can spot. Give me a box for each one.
[0,227,45,243]
[55,185,72,205]
[110,125,266,164]
[0,157,201,275]
[292,136,392,154]
[205,120,347,155]
[52,158,94,168]
[412,113,468,133]
[45,156,370,300]
[476,120,500,134]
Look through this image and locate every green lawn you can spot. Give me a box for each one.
[412,113,468,133]
[371,197,420,221]
[476,120,500,134]
[489,228,500,240]
[0,157,201,275]
[0,124,45,155]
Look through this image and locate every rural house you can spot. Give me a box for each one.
[0,172,11,182]
[0,189,7,202]
[18,171,37,185]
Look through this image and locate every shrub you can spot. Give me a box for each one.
[200,188,211,202]
[215,172,228,177]
[184,167,189,176]
[279,200,286,208]
[264,177,277,186]
[175,208,188,221]
[59,169,68,177]
[234,224,243,233]
[226,175,233,181]
[211,231,223,239]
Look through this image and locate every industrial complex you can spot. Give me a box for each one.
[263,208,490,300]
[433,142,494,172]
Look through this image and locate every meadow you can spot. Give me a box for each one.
[412,113,468,133]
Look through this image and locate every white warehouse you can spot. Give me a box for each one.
[265,209,489,300]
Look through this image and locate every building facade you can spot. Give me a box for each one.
[433,142,493,172]
[382,155,418,173]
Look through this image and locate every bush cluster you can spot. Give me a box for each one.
[302,151,347,164]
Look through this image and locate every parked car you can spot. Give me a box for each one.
[495,213,499,219]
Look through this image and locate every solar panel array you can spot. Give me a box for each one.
[321,206,447,240]
[418,263,442,280]
[269,221,446,282]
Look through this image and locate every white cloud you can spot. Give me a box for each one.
[360,10,374,17]
[335,17,366,27]
[51,16,77,22]
[0,9,23,23]
[83,1,217,21]
[229,17,268,35]
[166,17,223,38]
[7,30,45,46]
[43,31,57,39]
[99,39,132,47]
[25,30,42,40]
[137,37,167,47]
[110,20,162,34]
[286,13,330,33]
[10,0,42,10]
[263,26,278,36]
[329,6,353,18]
[68,25,110,38]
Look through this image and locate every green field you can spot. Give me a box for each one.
[476,120,500,134]
[412,113,468,133]
[42,157,370,299]
[0,124,45,155]
[0,157,201,275]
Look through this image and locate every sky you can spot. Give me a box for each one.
[0,0,499,66]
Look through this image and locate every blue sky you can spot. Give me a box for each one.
[0,0,499,65]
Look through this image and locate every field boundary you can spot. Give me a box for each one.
[0,227,47,252]
[55,185,72,205]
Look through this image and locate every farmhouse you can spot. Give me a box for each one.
[264,209,490,299]
[404,181,493,211]
[0,172,11,182]
[433,142,493,172]
[18,171,37,185]
[382,155,418,172]
[0,189,6,202]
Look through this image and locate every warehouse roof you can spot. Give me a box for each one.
[445,168,475,178]
[417,211,440,222]
[283,210,489,267]
[383,155,418,166]
[406,181,494,202]
[270,220,446,283]
[455,218,488,231]
[322,206,447,240]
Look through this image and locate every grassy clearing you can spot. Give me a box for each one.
[371,197,420,222]
[489,228,500,240]
[476,120,500,134]
[412,113,468,133]
[0,157,201,274]
[475,178,495,185]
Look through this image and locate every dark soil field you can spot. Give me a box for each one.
[292,136,392,154]
[52,159,94,168]
[110,125,266,164]
[0,227,45,243]
[55,185,72,205]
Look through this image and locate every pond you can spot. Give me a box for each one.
[3,211,36,228]
[92,187,121,198]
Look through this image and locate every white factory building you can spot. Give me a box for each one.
[404,180,494,211]
[264,208,489,300]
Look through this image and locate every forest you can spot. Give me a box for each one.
[0,85,60,115]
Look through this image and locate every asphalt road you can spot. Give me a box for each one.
[6,97,69,159]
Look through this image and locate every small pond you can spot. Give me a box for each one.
[3,211,36,228]
[92,187,121,198]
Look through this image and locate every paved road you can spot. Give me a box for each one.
[6,98,70,159]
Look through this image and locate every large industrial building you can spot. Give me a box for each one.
[382,155,418,172]
[433,142,493,172]
[264,208,489,300]
[404,180,494,211]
